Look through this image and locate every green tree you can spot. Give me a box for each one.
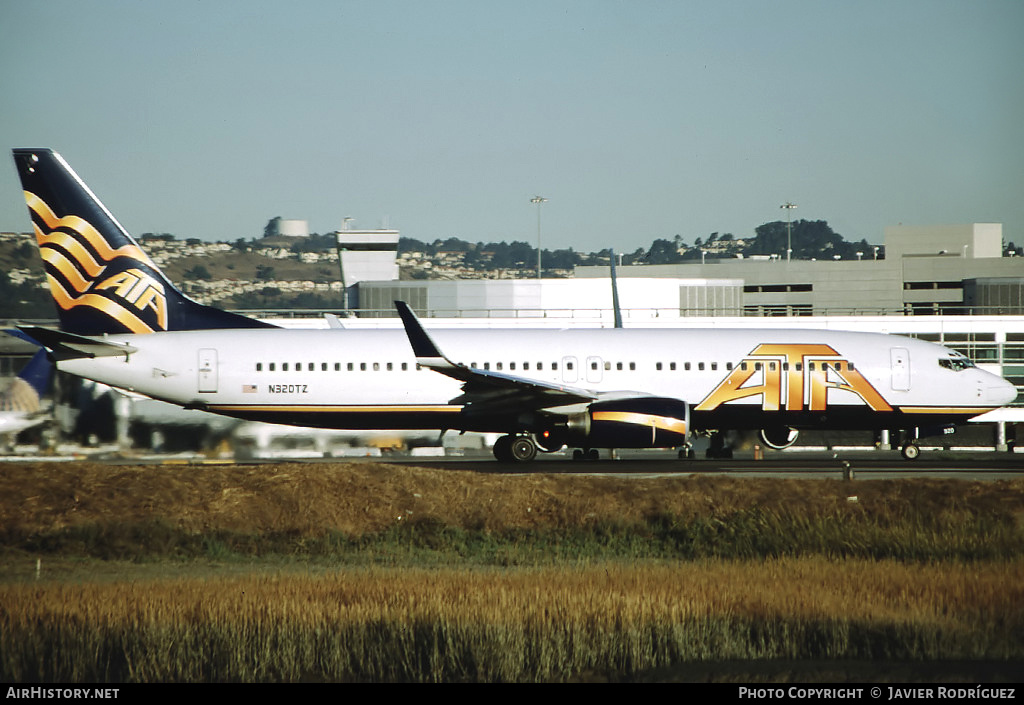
[184,264,212,281]
[263,217,282,239]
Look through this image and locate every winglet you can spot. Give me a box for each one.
[395,301,454,368]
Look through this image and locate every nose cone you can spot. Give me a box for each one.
[988,374,1019,407]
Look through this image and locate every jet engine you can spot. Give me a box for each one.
[541,397,690,450]
[759,426,799,450]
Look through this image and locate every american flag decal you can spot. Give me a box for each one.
[242,384,257,393]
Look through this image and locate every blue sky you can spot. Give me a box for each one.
[2,0,1022,253]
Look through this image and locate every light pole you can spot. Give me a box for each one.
[531,196,547,278]
[780,202,797,261]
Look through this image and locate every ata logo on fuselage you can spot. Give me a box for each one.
[695,343,892,412]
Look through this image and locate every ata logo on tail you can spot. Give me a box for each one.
[25,191,168,334]
[695,343,892,412]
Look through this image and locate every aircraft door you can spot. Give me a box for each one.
[890,347,910,391]
[586,356,604,384]
[562,356,578,383]
[198,348,218,393]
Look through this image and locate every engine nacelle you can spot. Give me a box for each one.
[759,426,799,450]
[545,397,690,450]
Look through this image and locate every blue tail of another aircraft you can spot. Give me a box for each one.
[0,349,51,414]
[11,148,275,335]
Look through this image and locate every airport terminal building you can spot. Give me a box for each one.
[574,224,1023,317]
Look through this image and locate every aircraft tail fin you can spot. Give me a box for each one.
[11,149,276,335]
[0,349,51,414]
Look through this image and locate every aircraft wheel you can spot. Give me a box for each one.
[509,436,538,463]
[901,442,921,460]
[492,435,514,462]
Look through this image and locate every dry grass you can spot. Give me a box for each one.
[1,559,1021,682]
[3,461,1023,537]
[2,461,1023,681]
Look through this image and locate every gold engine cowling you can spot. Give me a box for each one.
[541,397,690,450]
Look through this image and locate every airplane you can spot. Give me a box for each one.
[8,148,1019,462]
[0,348,53,443]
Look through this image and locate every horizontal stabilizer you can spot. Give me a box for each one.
[17,326,137,361]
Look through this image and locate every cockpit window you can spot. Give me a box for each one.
[939,357,975,372]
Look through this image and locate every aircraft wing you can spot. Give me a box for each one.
[395,301,599,413]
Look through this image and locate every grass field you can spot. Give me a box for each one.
[1,461,1022,682]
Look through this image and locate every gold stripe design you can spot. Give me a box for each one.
[898,406,998,415]
[210,404,465,413]
[34,227,106,279]
[43,273,156,333]
[26,191,155,266]
[25,190,163,333]
[39,246,94,293]
[592,410,687,435]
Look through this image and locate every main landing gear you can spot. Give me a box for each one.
[492,433,602,463]
[492,434,538,463]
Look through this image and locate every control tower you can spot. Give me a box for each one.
[335,227,400,311]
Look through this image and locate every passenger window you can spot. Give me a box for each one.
[670,362,676,371]
[629,362,636,371]
[283,363,289,371]
[656,362,663,371]
[347,362,354,371]
[360,363,367,371]
[269,363,275,372]
[387,362,393,371]
[256,363,262,372]
[698,362,705,371]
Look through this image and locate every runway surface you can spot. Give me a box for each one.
[384,449,1024,481]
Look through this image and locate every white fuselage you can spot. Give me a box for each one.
[54,326,1017,434]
